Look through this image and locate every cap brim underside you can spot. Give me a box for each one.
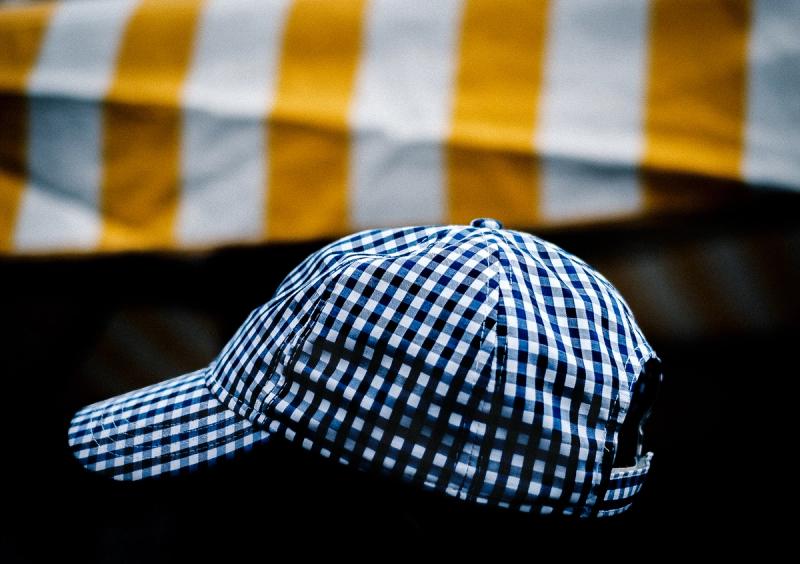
[68,368,272,480]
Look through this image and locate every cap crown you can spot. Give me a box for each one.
[208,225,655,516]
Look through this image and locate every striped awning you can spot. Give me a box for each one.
[1,0,798,255]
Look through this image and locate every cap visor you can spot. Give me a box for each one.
[68,368,271,480]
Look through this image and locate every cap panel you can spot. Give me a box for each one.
[489,230,657,516]
[449,235,605,516]
[258,229,502,499]
[68,369,271,480]
[209,225,447,422]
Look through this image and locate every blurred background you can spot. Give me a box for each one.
[1,0,797,560]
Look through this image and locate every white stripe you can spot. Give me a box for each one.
[349,0,462,229]
[536,0,648,221]
[178,0,291,246]
[744,0,800,191]
[14,0,138,251]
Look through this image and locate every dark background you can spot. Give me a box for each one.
[1,197,796,561]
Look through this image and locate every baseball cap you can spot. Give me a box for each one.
[68,218,661,518]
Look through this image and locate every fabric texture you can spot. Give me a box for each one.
[70,222,659,517]
[2,0,798,255]
[68,369,272,480]
[596,452,653,518]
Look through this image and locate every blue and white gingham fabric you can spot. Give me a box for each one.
[596,453,654,518]
[68,369,271,480]
[69,222,659,517]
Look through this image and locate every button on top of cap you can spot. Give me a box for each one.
[470,217,504,229]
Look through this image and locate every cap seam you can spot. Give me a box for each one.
[461,242,509,504]
[455,254,501,499]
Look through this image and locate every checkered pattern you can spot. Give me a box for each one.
[596,453,653,518]
[69,222,658,517]
[68,369,271,480]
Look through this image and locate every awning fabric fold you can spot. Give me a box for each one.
[0,0,797,255]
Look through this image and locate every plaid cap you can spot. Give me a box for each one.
[69,219,660,518]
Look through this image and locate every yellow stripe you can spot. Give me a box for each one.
[0,2,56,251]
[100,0,204,251]
[446,0,549,227]
[267,0,367,241]
[642,0,752,211]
